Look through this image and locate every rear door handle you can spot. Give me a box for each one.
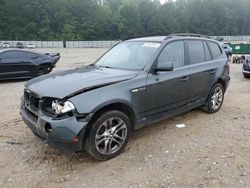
[181,76,189,82]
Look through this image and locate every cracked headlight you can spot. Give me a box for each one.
[51,100,75,115]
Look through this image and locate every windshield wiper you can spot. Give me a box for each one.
[98,65,112,69]
[88,64,108,69]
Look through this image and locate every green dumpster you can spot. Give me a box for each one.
[230,43,250,54]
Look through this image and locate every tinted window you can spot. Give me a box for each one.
[158,41,185,68]
[25,52,39,59]
[187,40,205,64]
[207,41,222,59]
[203,41,212,61]
[1,51,26,59]
[1,52,14,59]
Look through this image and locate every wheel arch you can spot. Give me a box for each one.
[215,78,226,91]
[35,62,53,75]
[38,62,53,69]
[204,77,226,102]
[82,101,137,143]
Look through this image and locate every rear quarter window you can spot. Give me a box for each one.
[25,52,39,59]
[203,41,212,61]
[207,41,222,59]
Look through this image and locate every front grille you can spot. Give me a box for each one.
[24,107,38,123]
[24,90,40,115]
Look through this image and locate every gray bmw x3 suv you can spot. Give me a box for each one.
[21,34,230,160]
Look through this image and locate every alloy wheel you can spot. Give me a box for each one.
[95,117,127,155]
[211,86,223,111]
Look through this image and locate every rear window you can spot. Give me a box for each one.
[25,52,39,59]
[187,40,205,64]
[207,41,222,59]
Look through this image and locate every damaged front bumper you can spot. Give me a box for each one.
[20,99,92,151]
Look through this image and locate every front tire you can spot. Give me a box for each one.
[85,110,131,160]
[202,83,225,113]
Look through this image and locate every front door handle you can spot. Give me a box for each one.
[209,69,216,74]
[181,76,189,82]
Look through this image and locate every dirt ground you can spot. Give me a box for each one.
[0,49,249,188]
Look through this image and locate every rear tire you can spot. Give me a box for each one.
[202,83,225,113]
[36,65,51,77]
[84,110,131,160]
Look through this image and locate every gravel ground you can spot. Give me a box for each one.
[0,49,249,188]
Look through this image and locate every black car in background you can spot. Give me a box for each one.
[0,49,60,80]
[243,55,250,78]
[16,42,24,49]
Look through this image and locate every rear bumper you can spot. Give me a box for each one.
[243,69,250,75]
[53,55,60,64]
[20,101,91,151]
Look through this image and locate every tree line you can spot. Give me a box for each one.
[0,0,250,41]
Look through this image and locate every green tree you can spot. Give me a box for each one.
[0,0,250,41]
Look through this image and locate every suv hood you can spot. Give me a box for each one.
[25,66,138,99]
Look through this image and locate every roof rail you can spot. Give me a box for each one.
[165,33,211,40]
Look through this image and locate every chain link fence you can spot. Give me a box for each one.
[0,41,64,48]
[211,36,250,42]
[1,37,250,49]
[66,41,120,48]
[0,40,120,48]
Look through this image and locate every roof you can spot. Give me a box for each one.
[0,48,34,53]
[126,33,212,43]
[0,48,45,56]
[127,36,166,42]
[0,48,23,52]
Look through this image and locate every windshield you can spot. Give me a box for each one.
[95,41,160,70]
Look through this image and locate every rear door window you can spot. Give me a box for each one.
[207,41,222,59]
[186,40,206,65]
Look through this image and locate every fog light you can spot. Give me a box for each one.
[44,123,52,134]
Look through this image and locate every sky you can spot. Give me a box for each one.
[159,0,177,4]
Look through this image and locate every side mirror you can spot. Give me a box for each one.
[156,62,174,72]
